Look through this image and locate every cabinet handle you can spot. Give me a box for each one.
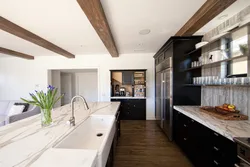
[213,146,219,151]
[213,160,219,165]
[234,164,240,167]
[134,105,136,107]
[183,138,187,141]
[214,132,219,136]
[183,124,187,127]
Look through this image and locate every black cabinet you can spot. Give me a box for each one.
[106,143,114,167]
[122,71,134,85]
[174,110,237,167]
[111,99,146,120]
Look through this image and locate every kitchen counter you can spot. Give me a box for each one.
[174,106,250,141]
[0,102,120,167]
[110,96,146,99]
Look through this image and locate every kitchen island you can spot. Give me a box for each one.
[0,102,120,167]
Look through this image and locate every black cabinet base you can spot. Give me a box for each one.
[174,110,238,167]
[111,99,146,120]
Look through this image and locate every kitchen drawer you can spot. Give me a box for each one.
[174,110,237,167]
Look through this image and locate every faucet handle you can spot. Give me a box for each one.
[69,116,75,126]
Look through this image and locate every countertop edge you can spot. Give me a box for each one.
[173,106,235,141]
[110,97,146,99]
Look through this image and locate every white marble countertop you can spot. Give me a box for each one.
[0,102,120,167]
[30,149,97,167]
[174,106,250,141]
[110,96,146,99]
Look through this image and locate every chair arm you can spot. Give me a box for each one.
[7,109,40,124]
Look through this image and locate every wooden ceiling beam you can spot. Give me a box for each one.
[175,0,237,36]
[0,47,34,60]
[77,0,119,57]
[0,16,75,58]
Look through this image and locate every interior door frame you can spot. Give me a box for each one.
[47,67,100,102]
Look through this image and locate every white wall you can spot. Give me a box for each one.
[51,70,61,107]
[61,73,73,105]
[0,53,155,119]
[75,72,98,102]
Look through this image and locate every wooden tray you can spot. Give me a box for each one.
[200,107,248,120]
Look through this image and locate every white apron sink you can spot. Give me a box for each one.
[55,115,116,167]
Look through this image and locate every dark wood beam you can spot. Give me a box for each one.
[0,47,34,60]
[77,0,119,57]
[175,0,237,36]
[0,16,75,58]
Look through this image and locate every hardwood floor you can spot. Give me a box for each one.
[114,120,193,167]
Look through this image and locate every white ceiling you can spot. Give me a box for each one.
[196,0,250,35]
[3,0,238,58]
[100,0,206,54]
[0,0,108,57]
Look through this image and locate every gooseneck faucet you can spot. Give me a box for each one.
[69,95,89,126]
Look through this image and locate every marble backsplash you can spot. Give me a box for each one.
[201,86,250,117]
[201,6,250,117]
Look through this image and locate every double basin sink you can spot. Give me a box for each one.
[54,115,116,167]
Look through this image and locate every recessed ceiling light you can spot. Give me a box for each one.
[139,29,151,35]
[218,14,228,20]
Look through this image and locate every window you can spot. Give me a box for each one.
[228,26,248,76]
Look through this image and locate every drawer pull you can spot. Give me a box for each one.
[213,160,219,165]
[183,124,187,127]
[213,146,219,151]
[214,132,219,136]
[184,138,187,141]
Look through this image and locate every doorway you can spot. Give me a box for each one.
[49,69,98,106]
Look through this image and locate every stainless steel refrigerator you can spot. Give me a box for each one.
[155,57,173,141]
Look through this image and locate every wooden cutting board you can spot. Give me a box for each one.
[199,107,248,120]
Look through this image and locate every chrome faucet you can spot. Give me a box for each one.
[69,95,89,126]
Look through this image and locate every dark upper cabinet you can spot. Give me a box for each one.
[122,71,134,85]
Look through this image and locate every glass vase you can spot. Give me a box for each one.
[41,108,52,127]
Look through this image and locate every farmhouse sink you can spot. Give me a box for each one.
[55,115,116,167]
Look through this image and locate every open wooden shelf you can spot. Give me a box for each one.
[185,47,201,56]
[185,32,232,56]
[182,54,248,72]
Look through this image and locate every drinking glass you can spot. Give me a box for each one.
[214,78,219,85]
[232,78,238,85]
[217,78,223,85]
[221,78,227,85]
[245,77,250,85]
[193,77,197,85]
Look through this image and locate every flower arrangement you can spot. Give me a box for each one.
[21,85,63,127]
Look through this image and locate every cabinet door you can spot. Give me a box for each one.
[210,131,237,167]
[130,99,146,120]
[173,110,190,151]
[122,71,134,85]
[174,111,237,167]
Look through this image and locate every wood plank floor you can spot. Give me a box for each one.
[114,120,193,167]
